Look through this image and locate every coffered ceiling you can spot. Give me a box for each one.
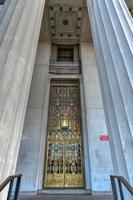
[39,0,132,44]
[49,5,82,39]
[39,0,92,44]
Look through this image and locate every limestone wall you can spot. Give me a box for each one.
[16,42,113,193]
[16,42,51,191]
[81,43,113,193]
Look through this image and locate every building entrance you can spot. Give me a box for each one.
[44,79,84,188]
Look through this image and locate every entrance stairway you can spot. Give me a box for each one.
[17,194,113,200]
[1,174,133,200]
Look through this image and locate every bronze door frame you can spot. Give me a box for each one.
[44,79,84,188]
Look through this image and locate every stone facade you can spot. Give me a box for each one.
[0,0,132,199]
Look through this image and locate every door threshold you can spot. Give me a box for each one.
[38,189,91,195]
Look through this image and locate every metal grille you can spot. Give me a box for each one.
[44,79,84,188]
[57,47,73,62]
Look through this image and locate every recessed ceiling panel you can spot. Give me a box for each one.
[39,0,92,43]
[49,5,83,40]
[55,11,77,33]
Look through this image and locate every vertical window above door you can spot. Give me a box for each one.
[57,46,74,62]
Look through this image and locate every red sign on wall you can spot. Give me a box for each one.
[99,135,109,141]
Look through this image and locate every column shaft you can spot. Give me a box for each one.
[0,0,46,181]
[87,0,133,184]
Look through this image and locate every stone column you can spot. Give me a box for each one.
[86,0,133,185]
[0,0,46,182]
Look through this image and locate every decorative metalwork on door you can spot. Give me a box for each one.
[44,79,84,188]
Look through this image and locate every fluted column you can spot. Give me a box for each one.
[87,0,133,185]
[0,0,46,181]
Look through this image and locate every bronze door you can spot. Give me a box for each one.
[44,79,84,188]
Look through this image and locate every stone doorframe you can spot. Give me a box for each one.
[36,74,91,193]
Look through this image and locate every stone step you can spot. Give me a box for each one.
[17,194,114,200]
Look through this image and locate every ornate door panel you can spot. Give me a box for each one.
[44,79,84,188]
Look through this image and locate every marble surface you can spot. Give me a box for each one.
[81,43,113,192]
[16,43,51,191]
[87,1,133,199]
